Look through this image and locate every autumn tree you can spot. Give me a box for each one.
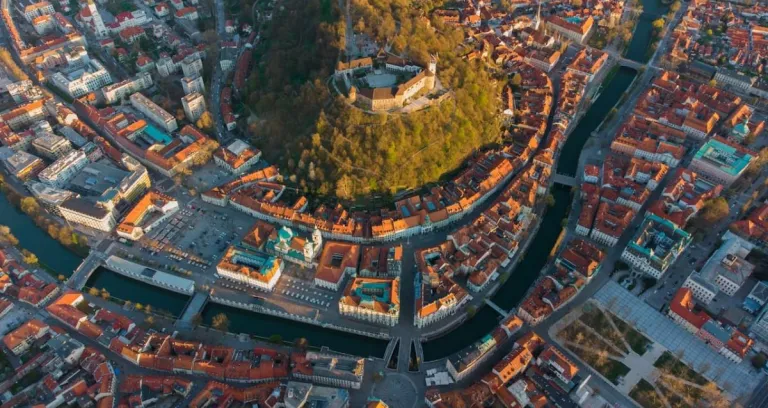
[21,249,38,265]
[0,47,29,81]
[698,197,730,224]
[212,313,230,331]
[0,225,18,246]
[20,197,40,216]
[196,111,215,131]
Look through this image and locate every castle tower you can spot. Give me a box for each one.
[311,227,323,253]
[426,54,438,90]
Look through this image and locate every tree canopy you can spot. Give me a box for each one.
[698,197,730,224]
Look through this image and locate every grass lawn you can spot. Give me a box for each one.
[579,307,630,354]
[564,342,631,384]
[608,312,652,355]
[656,381,692,408]
[559,322,623,358]
[654,351,709,385]
[629,379,665,408]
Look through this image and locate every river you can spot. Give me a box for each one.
[0,0,662,361]
[624,0,671,63]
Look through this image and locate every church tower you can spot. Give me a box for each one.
[534,1,542,31]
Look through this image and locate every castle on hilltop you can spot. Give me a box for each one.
[335,52,437,112]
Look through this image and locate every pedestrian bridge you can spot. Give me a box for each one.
[485,299,509,318]
[553,173,579,187]
[176,292,209,328]
[618,58,646,70]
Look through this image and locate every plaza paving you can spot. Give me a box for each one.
[594,280,763,398]
[365,72,398,88]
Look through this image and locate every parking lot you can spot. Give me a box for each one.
[274,274,337,310]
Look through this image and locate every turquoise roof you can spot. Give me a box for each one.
[732,120,750,138]
[277,227,293,242]
[694,138,754,177]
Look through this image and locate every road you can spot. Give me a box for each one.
[210,0,238,144]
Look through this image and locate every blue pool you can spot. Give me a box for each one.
[144,124,172,145]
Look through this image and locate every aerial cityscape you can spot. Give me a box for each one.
[0,0,765,406]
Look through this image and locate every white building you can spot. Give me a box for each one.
[18,0,54,23]
[129,92,178,132]
[32,14,54,35]
[38,149,88,188]
[79,0,108,37]
[49,59,112,98]
[213,139,262,175]
[58,198,116,232]
[181,92,206,122]
[31,133,73,160]
[180,56,203,78]
[683,231,755,305]
[102,72,153,104]
[180,75,205,95]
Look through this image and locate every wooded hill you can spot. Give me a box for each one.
[245,0,501,201]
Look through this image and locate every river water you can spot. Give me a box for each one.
[624,0,670,63]
[0,0,667,360]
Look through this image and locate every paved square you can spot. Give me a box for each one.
[594,280,763,398]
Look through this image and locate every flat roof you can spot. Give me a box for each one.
[106,255,195,293]
[68,162,131,196]
[694,138,754,176]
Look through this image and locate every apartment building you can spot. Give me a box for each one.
[181,92,206,122]
[17,0,54,23]
[31,133,72,160]
[38,149,88,188]
[102,72,153,104]
[3,319,49,356]
[129,92,178,132]
[181,75,205,95]
[180,56,203,78]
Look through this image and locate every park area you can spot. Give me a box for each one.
[555,302,732,408]
[629,351,728,408]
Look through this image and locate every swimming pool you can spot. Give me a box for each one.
[143,124,173,145]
